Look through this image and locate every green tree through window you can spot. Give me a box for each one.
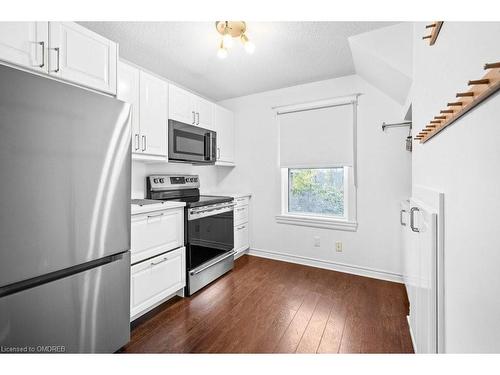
[288,168,344,217]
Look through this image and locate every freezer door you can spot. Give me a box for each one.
[0,65,131,287]
[0,251,130,353]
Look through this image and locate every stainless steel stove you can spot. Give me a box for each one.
[146,174,235,295]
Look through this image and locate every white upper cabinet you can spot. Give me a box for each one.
[0,22,48,73]
[48,22,118,94]
[117,61,140,152]
[195,96,214,130]
[139,71,168,157]
[169,84,195,125]
[169,83,214,130]
[214,105,235,165]
[0,22,118,95]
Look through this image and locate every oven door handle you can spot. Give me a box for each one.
[189,251,236,276]
[190,203,236,214]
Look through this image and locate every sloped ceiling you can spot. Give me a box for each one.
[348,23,413,105]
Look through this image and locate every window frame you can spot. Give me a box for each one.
[277,166,358,231]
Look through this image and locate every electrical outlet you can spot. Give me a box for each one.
[314,236,321,247]
[335,241,343,252]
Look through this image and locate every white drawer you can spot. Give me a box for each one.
[234,196,249,207]
[234,204,249,226]
[131,208,184,264]
[234,223,249,252]
[130,247,186,320]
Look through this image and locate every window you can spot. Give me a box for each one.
[288,168,345,218]
[275,95,359,231]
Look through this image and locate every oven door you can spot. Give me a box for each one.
[186,203,235,294]
[168,119,216,164]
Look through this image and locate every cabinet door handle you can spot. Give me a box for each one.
[400,209,407,226]
[134,134,140,151]
[50,47,60,73]
[192,111,196,124]
[36,41,45,68]
[217,147,220,159]
[147,212,164,219]
[410,207,420,232]
[151,257,168,266]
[236,225,246,231]
[141,135,146,151]
[196,112,200,125]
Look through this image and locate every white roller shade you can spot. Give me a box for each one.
[278,102,354,168]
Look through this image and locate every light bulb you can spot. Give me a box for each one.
[241,34,255,54]
[244,40,255,54]
[222,33,233,48]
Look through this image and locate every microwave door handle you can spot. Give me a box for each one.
[204,132,210,161]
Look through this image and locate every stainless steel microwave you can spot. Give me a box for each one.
[168,119,217,164]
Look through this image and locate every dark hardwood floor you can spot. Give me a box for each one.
[123,255,414,354]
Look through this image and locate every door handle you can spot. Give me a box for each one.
[151,257,168,266]
[236,225,246,231]
[192,111,196,124]
[134,134,140,151]
[410,207,420,232]
[189,251,235,275]
[217,147,220,159]
[50,47,60,73]
[400,209,407,226]
[141,135,146,151]
[147,212,164,219]
[36,41,45,68]
[196,112,200,125]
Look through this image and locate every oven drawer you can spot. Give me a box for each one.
[234,223,249,252]
[130,247,186,320]
[234,204,249,226]
[188,251,234,295]
[131,208,184,264]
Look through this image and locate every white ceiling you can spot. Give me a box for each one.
[80,22,397,101]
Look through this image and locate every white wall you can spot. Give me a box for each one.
[217,75,411,280]
[412,22,500,353]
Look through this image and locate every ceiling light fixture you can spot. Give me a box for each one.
[215,21,255,58]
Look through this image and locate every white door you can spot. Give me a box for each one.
[139,71,168,157]
[48,22,117,94]
[195,96,214,130]
[408,200,438,353]
[117,61,141,153]
[214,105,235,163]
[0,22,48,72]
[169,84,195,125]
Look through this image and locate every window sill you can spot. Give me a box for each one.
[275,214,358,231]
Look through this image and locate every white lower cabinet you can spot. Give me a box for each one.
[131,207,183,264]
[130,206,185,321]
[233,195,251,256]
[130,247,186,321]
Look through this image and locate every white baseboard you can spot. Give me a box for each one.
[247,247,404,284]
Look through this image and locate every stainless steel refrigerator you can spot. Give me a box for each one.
[0,65,131,353]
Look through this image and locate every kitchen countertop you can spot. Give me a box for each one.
[131,199,185,215]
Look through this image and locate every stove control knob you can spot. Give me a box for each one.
[159,178,165,183]
[153,178,158,183]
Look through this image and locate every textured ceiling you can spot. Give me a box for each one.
[79,22,397,101]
